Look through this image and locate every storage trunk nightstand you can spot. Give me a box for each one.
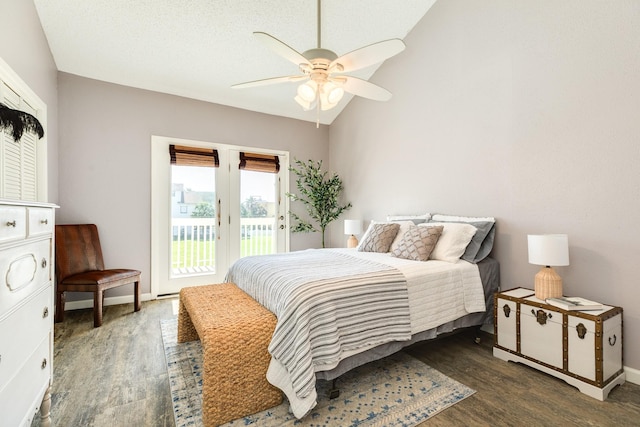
[493,287,625,400]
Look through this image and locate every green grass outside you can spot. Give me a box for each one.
[171,236,274,268]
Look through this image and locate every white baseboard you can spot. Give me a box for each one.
[63,293,153,311]
[625,366,640,386]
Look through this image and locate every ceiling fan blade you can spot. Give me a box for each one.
[232,75,307,89]
[254,32,311,67]
[331,39,406,73]
[337,76,392,101]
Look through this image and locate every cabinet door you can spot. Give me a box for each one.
[520,303,563,368]
[496,297,517,351]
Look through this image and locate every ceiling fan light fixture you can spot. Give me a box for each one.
[325,83,344,105]
[320,91,339,111]
[297,81,317,103]
[294,95,314,111]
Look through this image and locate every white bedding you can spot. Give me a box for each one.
[331,249,486,335]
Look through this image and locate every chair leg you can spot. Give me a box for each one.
[134,281,141,312]
[93,290,104,327]
[55,291,65,323]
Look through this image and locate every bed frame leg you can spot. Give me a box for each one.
[474,326,482,345]
[328,379,340,399]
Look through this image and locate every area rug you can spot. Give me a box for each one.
[161,318,475,427]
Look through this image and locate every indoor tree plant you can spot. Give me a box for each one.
[287,159,351,248]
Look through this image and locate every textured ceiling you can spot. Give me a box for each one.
[34,0,436,125]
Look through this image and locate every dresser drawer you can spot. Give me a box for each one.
[27,207,54,237]
[0,206,27,243]
[0,285,52,388]
[0,239,51,318]
[495,297,518,351]
[0,336,51,427]
[520,303,563,368]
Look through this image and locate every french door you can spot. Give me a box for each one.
[151,136,289,296]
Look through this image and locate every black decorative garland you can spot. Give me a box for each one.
[0,102,45,142]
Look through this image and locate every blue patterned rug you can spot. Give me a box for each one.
[161,318,475,427]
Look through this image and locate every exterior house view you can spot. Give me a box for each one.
[1,1,639,426]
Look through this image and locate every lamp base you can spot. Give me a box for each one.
[347,235,358,248]
[534,266,563,300]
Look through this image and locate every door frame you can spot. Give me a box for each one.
[150,135,290,298]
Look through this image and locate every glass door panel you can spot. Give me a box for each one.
[170,164,217,277]
[240,169,277,258]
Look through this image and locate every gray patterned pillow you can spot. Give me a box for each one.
[357,223,400,253]
[391,225,443,261]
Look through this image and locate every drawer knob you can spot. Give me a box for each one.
[6,220,16,227]
[42,258,47,268]
[576,323,587,339]
[41,219,48,225]
[609,334,617,346]
[41,358,47,369]
[532,308,551,325]
[43,307,49,318]
[502,304,511,318]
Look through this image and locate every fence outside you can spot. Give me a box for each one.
[171,217,275,275]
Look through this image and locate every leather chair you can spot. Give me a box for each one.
[55,224,141,327]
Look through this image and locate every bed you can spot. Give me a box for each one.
[225,214,500,418]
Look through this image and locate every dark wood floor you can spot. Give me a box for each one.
[35,299,640,426]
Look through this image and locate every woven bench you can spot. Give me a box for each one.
[177,283,282,426]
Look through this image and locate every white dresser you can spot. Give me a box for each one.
[0,200,56,427]
[493,287,625,400]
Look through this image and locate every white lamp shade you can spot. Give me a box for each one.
[527,234,570,266]
[344,219,363,236]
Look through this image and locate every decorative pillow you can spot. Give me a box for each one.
[391,225,443,261]
[419,222,477,263]
[430,214,496,263]
[386,213,431,225]
[389,221,417,252]
[357,222,400,253]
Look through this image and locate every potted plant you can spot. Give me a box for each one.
[287,159,351,248]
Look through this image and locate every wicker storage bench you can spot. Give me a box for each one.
[177,283,282,426]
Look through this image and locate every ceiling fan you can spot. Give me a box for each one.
[232,0,406,126]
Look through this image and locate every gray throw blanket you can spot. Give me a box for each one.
[226,249,412,401]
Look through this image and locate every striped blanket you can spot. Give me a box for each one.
[226,249,412,418]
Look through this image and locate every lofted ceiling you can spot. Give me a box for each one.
[33,0,436,125]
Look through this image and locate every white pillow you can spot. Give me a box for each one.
[419,222,477,262]
[431,214,495,223]
[386,213,431,224]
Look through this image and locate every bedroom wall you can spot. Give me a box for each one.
[0,0,59,203]
[329,0,640,372]
[57,72,329,301]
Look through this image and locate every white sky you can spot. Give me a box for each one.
[172,166,276,202]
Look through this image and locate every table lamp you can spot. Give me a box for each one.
[344,219,363,248]
[527,234,570,300]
